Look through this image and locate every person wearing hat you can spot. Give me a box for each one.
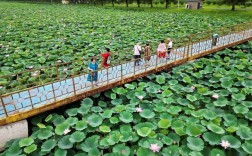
[133,42,142,66]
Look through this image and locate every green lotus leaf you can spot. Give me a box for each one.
[219,90,229,97]
[183,76,192,84]
[171,119,184,128]
[74,153,88,156]
[138,138,163,148]
[81,98,93,107]
[162,136,173,145]
[158,119,171,129]
[242,101,252,108]
[69,131,86,143]
[58,135,74,149]
[75,120,87,131]
[245,111,252,121]
[110,117,119,124]
[210,149,226,156]
[177,98,190,106]
[65,117,78,126]
[78,105,91,115]
[167,80,178,86]
[91,106,103,113]
[140,110,155,119]
[203,110,217,120]
[162,145,179,156]
[113,144,130,156]
[167,106,182,115]
[87,114,103,127]
[120,132,133,142]
[37,129,53,140]
[232,93,246,101]
[98,101,107,107]
[110,93,116,99]
[99,126,111,133]
[137,127,151,137]
[168,133,181,143]
[120,125,132,134]
[223,113,237,126]
[221,80,233,88]
[24,144,37,154]
[226,126,238,133]
[189,151,203,156]
[125,84,135,90]
[119,111,133,123]
[45,114,53,122]
[236,126,252,140]
[54,148,67,156]
[186,95,197,102]
[156,75,165,84]
[66,108,78,117]
[197,87,209,95]
[187,137,204,151]
[19,137,34,147]
[213,98,228,107]
[88,148,100,155]
[221,135,241,148]
[101,109,113,118]
[202,132,222,145]
[55,123,70,135]
[134,122,157,130]
[162,90,173,97]
[107,131,121,145]
[162,97,174,104]
[100,137,110,147]
[233,105,249,114]
[114,87,128,95]
[135,91,146,98]
[207,123,225,134]
[241,141,252,154]
[241,80,252,88]
[137,147,155,156]
[79,135,99,152]
[41,139,56,152]
[186,124,202,137]
[191,110,205,118]
[111,98,123,105]
[37,123,46,129]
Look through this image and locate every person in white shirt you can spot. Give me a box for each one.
[133,42,142,66]
[156,40,167,59]
[166,38,172,59]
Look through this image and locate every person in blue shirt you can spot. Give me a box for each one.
[87,57,98,86]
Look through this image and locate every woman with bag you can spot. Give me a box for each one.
[100,47,111,68]
[87,57,98,86]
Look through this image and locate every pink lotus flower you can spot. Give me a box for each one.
[136,107,143,113]
[63,68,68,71]
[57,60,62,63]
[28,66,33,69]
[158,90,162,93]
[121,149,126,154]
[32,71,39,77]
[63,129,71,135]
[191,86,195,91]
[220,140,230,149]
[149,143,161,153]
[249,75,252,79]
[137,95,144,100]
[0,86,3,89]
[212,93,219,99]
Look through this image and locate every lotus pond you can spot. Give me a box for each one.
[0,2,252,76]
[1,41,252,156]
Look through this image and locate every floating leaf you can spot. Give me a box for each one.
[119,111,133,123]
[207,123,225,134]
[58,135,74,149]
[99,126,111,133]
[140,110,155,119]
[87,114,103,127]
[137,127,151,137]
[41,139,56,152]
[187,137,204,151]
[69,131,86,143]
[24,144,37,154]
[186,95,197,102]
[19,138,34,147]
[221,135,241,148]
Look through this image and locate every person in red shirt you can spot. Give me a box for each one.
[100,48,111,68]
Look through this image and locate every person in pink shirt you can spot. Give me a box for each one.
[156,40,167,58]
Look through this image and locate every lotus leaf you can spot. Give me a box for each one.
[19,138,34,147]
[99,126,111,133]
[158,119,171,129]
[119,111,133,123]
[110,117,119,124]
[163,97,174,104]
[140,110,155,119]
[75,120,87,131]
[187,137,204,151]
[232,93,246,101]
[58,135,74,149]
[125,84,135,90]
[137,127,151,137]
[186,95,197,102]
[167,106,182,115]
[41,139,57,152]
[66,108,78,117]
[113,144,130,156]
[91,106,103,113]
[221,135,241,148]
[81,98,93,107]
[202,132,222,145]
[189,151,203,156]
[210,149,226,156]
[79,135,99,152]
[236,126,252,140]
[207,123,225,134]
[241,141,252,154]
[69,131,86,143]
[65,117,78,126]
[24,144,37,154]
[37,129,53,140]
[137,147,155,156]
[107,131,121,145]
[233,105,249,114]
[111,98,123,105]
[54,148,67,156]
[156,75,165,84]
[87,114,103,127]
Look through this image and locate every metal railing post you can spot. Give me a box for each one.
[186,35,192,61]
[72,76,76,96]
[120,61,123,80]
[0,95,8,117]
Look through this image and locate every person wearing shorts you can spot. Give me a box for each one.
[156,40,166,58]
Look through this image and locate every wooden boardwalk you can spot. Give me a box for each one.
[0,28,252,126]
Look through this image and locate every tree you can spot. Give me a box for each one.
[221,0,249,11]
[165,0,170,8]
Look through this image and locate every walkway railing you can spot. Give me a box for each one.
[0,22,251,125]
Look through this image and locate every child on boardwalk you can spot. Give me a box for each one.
[87,57,98,86]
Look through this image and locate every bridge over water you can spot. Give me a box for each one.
[0,23,252,126]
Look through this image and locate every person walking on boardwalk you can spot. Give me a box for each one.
[165,38,172,60]
[100,47,111,68]
[212,34,219,46]
[144,43,151,65]
[87,57,98,86]
[156,40,167,61]
[133,42,142,66]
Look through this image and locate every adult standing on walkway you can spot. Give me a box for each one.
[100,47,111,68]
[87,57,98,86]
[133,42,142,66]
[165,38,172,59]
[156,40,167,60]
[144,43,151,65]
